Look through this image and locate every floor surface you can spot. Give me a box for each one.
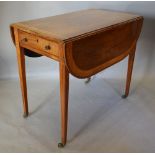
[0,77,155,152]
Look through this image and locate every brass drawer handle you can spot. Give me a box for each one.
[45,45,51,50]
[22,38,28,42]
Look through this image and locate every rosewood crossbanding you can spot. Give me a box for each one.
[10,9,143,147]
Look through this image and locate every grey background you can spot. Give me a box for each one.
[0,2,155,152]
[0,1,155,80]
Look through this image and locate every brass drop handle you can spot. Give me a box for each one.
[45,45,51,50]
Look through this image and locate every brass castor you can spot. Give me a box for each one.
[23,112,29,118]
[85,77,91,84]
[58,143,65,148]
[122,94,127,99]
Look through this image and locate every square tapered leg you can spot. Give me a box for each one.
[58,62,69,147]
[14,28,29,117]
[122,46,136,98]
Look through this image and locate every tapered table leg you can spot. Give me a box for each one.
[122,46,136,98]
[58,62,69,148]
[14,28,29,117]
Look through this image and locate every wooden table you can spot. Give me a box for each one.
[10,9,143,147]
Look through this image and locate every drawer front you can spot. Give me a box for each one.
[18,30,59,56]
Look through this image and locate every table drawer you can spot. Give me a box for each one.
[18,30,59,56]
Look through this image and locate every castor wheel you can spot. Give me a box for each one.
[85,77,91,84]
[58,143,65,148]
[122,94,127,99]
[23,112,29,118]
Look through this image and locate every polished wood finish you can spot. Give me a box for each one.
[14,28,29,117]
[59,62,69,146]
[65,19,143,78]
[10,9,143,147]
[19,30,60,57]
[124,46,136,98]
[10,9,141,42]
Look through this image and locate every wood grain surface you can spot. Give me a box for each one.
[10,9,141,42]
[65,17,143,78]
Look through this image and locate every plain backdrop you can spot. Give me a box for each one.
[0,1,155,80]
[1,2,155,152]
